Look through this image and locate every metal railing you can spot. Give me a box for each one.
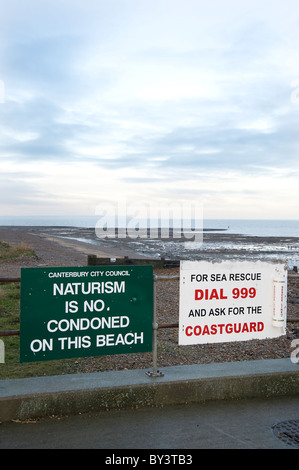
[0,277,21,284]
[1,273,299,377]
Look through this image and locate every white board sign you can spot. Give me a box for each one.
[179,260,287,345]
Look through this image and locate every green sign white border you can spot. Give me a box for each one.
[20,265,153,362]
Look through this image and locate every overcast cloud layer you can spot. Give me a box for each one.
[0,0,299,219]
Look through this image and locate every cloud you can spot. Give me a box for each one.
[0,171,54,210]
[0,0,298,218]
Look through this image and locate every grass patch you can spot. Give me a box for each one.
[0,241,36,260]
[0,283,81,379]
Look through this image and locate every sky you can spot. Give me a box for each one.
[0,0,299,220]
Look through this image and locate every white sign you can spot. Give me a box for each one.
[179,260,287,345]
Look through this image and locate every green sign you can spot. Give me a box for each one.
[20,265,153,362]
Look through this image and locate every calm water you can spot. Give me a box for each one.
[0,216,298,237]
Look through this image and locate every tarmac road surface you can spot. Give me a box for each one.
[1,396,298,450]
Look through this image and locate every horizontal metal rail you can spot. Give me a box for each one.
[0,277,21,284]
[1,318,298,338]
[158,318,299,326]
[1,273,298,283]
[0,330,20,336]
[158,323,179,329]
[155,275,180,281]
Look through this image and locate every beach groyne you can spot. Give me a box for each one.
[87,255,179,268]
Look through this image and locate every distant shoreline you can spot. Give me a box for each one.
[1,225,299,255]
[0,225,228,232]
[1,218,298,238]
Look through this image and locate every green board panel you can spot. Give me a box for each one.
[20,265,153,362]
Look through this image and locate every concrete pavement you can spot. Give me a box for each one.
[1,396,299,449]
[0,358,298,422]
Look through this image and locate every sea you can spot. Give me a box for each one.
[0,216,298,236]
[1,216,299,269]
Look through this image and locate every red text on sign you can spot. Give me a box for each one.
[195,288,227,301]
[232,287,256,299]
[185,321,264,337]
[194,287,257,301]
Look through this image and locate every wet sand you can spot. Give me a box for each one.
[0,226,144,277]
[0,225,299,277]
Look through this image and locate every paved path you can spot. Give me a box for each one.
[1,396,298,449]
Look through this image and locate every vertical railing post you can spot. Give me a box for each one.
[0,339,4,363]
[146,274,164,378]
